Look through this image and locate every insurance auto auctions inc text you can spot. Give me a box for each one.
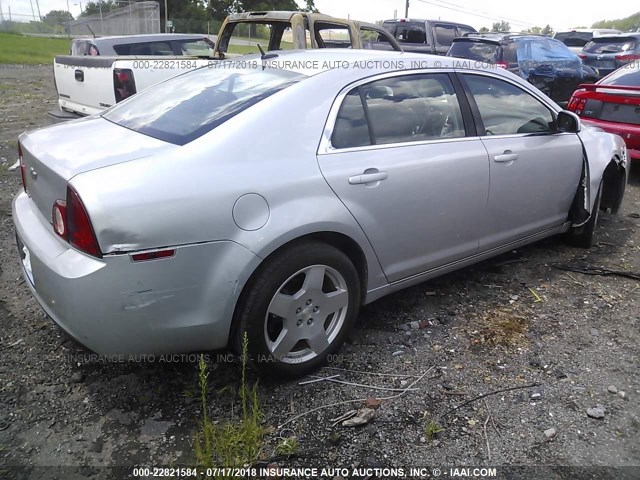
[257,466,497,478]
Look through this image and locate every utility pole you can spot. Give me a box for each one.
[29,0,36,21]
[405,0,409,18]
[164,0,168,32]
[0,0,4,23]
[35,0,42,20]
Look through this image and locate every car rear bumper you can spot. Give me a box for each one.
[12,191,259,356]
[581,118,640,160]
[58,98,102,117]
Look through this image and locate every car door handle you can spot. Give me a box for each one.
[74,69,84,82]
[494,152,518,162]
[348,171,388,185]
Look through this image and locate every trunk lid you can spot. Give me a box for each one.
[20,116,176,223]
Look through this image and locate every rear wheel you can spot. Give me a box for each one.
[233,242,360,378]
[565,181,603,248]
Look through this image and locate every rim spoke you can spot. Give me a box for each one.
[272,329,299,359]
[268,293,295,319]
[307,326,330,354]
[321,289,349,317]
[301,265,326,294]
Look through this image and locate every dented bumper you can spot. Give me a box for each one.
[12,191,259,355]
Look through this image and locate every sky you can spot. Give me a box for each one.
[1,0,637,31]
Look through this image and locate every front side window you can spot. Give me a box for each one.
[103,66,306,145]
[463,74,555,135]
[331,74,465,148]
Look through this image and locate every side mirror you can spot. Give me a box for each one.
[557,110,581,133]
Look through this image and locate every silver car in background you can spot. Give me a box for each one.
[13,50,628,377]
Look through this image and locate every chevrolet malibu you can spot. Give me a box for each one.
[13,50,628,377]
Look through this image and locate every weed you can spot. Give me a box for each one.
[275,436,298,457]
[424,420,444,441]
[193,333,264,476]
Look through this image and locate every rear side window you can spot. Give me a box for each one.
[315,23,352,48]
[584,37,638,54]
[457,26,476,37]
[332,73,465,148]
[396,22,429,45]
[103,66,306,145]
[448,40,500,63]
[434,25,457,47]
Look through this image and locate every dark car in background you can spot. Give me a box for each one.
[554,29,622,54]
[567,62,640,161]
[381,18,476,55]
[447,33,598,103]
[579,34,640,78]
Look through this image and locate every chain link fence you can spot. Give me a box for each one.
[69,1,160,36]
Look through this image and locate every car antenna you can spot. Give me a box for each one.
[257,43,278,60]
[87,24,96,38]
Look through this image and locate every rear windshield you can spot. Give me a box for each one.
[448,40,500,62]
[601,64,640,86]
[514,37,577,61]
[113,38,215,56]
[102,66,306,145]
[555,31,592,47]
[584,37,639,54]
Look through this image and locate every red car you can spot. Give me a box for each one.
[567,63,640,160]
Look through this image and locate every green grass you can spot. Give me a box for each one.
[193,334,265,476]
[0,32,70,65]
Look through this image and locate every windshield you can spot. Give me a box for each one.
[103,65,306,145]
[584,37,638,54]
[601,64,640,86]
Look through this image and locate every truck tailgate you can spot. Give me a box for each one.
[54,56,118,116]
[54,56,216,117]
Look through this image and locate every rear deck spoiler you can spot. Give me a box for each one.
[578,83,640,92]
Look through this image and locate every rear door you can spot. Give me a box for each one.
[459,72,584,250]
[317,71,490,282]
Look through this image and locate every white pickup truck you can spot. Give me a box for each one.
[53,11,402,117]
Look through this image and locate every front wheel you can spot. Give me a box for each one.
[233,242,361,378]
[565,181,603,248]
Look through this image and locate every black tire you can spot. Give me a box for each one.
[565,182,603,248]
[233,241,361,378]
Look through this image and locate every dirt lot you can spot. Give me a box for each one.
[0,66,639,480]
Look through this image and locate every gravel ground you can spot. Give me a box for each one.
[0,66,639,480]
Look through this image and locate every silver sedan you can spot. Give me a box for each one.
[13,50,628,377]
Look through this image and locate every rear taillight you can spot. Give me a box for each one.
[615,54,640,62]
[18,143,27,193]
[496,61,508,69]
[55,186,102,258]
[567,96,587,115]
[113,68,137,103]
[578,54,587,60]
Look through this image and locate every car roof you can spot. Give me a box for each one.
[382,18,474,27]
[456,32,558,44]
[79,34,209,47]
[588,33,640,40]
[232,48,483,76]
[225,10,350,23]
